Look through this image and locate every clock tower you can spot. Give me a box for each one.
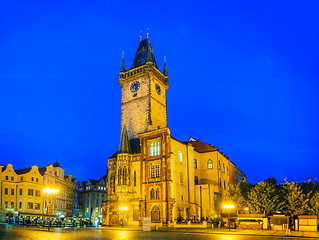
[119,38,169,140]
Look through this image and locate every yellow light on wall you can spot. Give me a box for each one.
[222,204,235,209]
[119,206,128,211]
[43,188,59,194]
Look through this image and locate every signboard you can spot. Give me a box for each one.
[143,217,151,231]
[47,203,54,215]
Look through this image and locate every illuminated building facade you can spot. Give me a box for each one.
[0,164,44,222]
[102,38,246,226]
[78,177,107,224]
[0,161,74,221]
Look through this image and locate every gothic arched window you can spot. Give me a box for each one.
[123,166,127,185]
[133,171,137,187]
[110,174,115,193]
[118,167,122,185]
[156,188,161,199]
[150,188,155,200]
[112,174,116,192]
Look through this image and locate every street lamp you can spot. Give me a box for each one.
[119,206,128,228]
[222,204,235,231]
[43,188,59,231]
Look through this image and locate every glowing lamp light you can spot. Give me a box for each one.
[223,204,235,209]
[119,206,128,211]
[244,207,249,211]
[43,188,59,194]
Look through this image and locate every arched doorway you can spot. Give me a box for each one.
[151,205,161,222]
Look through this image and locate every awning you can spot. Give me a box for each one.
[18,212,59,218]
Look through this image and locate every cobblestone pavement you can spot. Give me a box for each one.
[0,224,318,240]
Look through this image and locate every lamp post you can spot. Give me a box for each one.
[43,188,59,231]
[222,204,234,231]
[119,206,128,228]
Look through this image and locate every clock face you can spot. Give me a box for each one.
[130,81,140,93]
[155,83,161,95]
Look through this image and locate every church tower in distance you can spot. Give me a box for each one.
[119,38,169,140]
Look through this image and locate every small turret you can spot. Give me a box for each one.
[118,125,131,154]
[120,52,125,72]
[163,56,168,77]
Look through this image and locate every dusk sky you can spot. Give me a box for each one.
[0,0,318,183]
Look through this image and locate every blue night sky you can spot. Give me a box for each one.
[0,0,318,183]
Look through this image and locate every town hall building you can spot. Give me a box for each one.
[102,38,245,226]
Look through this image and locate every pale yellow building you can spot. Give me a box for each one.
[0,161,74,222]
[0,164,44,222]
[40,161,74,217]
[102,38,246,226]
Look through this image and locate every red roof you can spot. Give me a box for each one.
[188,140,216,153]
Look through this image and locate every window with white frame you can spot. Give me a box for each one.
[156,165,160,178]
[151,165,160,178]
[150,141,160,157]
[151,166,155,178]
[207,159,213,169]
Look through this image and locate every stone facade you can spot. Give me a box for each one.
[102,38,245,227]
[79,177,107,224]
[119,63,168,140]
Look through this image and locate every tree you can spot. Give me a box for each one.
[246,178,280,216]
[309,190,319,217]
[280,182,309,217]
[230,182,252,213]
[230,184,246,212]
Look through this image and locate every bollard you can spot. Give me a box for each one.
[286,229,290,235]
[154,225,157,231]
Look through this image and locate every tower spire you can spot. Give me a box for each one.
[163,56,168,77]
[131,38,158,69]
[120,51,125,72]
[118,125,132,154]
